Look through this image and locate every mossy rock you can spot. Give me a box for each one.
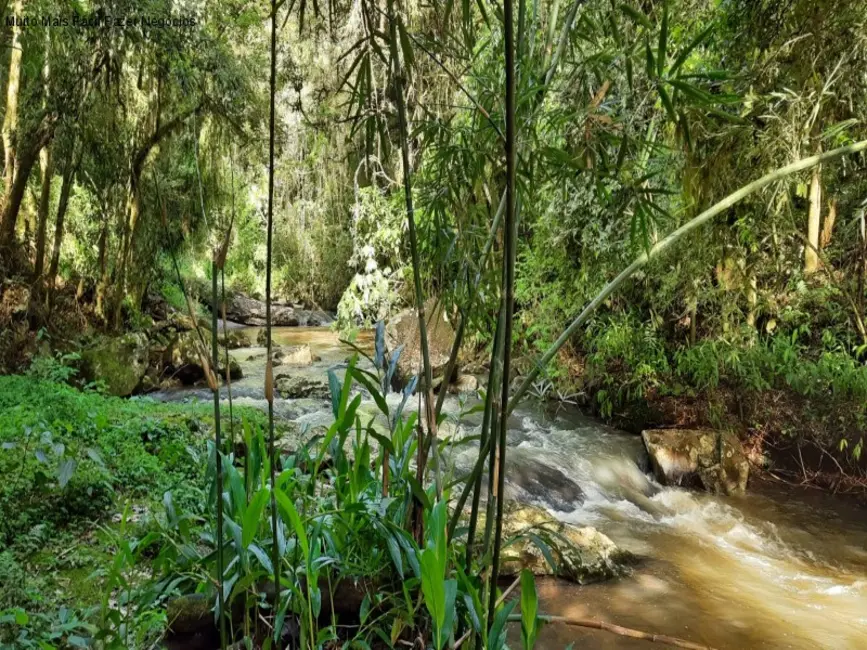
[81,332,150,396]
[470,501,636,584]
[642,428,749,495]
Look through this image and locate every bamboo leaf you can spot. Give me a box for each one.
[667,78,712,104]
[619,4,652,30]
[657,2,667,76]
[397,17,414,73]
[645,38,655,78]
[657,83,677,123]
[670,23,715,76]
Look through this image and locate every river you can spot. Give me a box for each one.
[150,326,867,649]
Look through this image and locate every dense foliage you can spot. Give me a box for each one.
[2,0,867,647]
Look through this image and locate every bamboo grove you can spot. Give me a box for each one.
[1,0,867,648]
[188,0,867,648]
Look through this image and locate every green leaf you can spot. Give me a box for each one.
[397,17,415,71]
[328,370,341,419]
[442,578,458,643]
[657,2,668,76]
[645,39,656,79]
[351,367,389,416]
[406,476,431,510]
[339,355,358,418]
[520,570,540,650]
[368,430,395,455]
[488,599,518,650]
[86,447,105,468]
[657,83,677,123]
[670,23,715,76]
[275,488,309,559]
[384,530,404,578]
[242,487,269,548]
[619,4,652,30]
[374,321,385,368]
[58,458,77,488]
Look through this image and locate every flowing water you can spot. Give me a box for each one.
[149,327,867,649]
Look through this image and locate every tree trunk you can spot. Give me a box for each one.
[0,125,52,246]
[820,198,836,250]
[46,146,80,307]
[111,103,201,329]
[95,216,109,319]
[805,164,822,274]
[33,145,53,278]
[746,271,757,329]
[2,0,23,195]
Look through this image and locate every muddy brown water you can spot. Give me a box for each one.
[149,327,867,649]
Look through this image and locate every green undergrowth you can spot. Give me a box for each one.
[534,312,867,463]
[0,376,271,647]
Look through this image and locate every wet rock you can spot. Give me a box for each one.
[275,374,331,399]
[167,331,243,385]
[219,329,251,349]
[166,593,212,637]
[81,332,150,396]
[642,428,749,495]
[282,344,314,366]
[473,501,634,584]
[226,292,333,327]
[385,298,457,391]
[448,374,478,394]
[508,456,585,511]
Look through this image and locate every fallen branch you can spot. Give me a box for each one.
[507,614,716,650]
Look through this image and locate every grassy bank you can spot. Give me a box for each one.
[0,376,270,647]
[530,313,867,491]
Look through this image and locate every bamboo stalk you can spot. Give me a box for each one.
[266,0,281,627]
[508,139,867,415]
[386,0,442,536]
[506,614,716,650]
[448,297,504,546]
[488,0,518,627]
[193,112,227,650]
[220,272,235,450]
[210,259,227,650]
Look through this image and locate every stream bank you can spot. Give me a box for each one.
[148,325,867,650]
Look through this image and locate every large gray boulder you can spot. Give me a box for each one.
[81,332,150,396]
[386,298,457,391]
[642,428,749,495]
[226,293,332,327]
